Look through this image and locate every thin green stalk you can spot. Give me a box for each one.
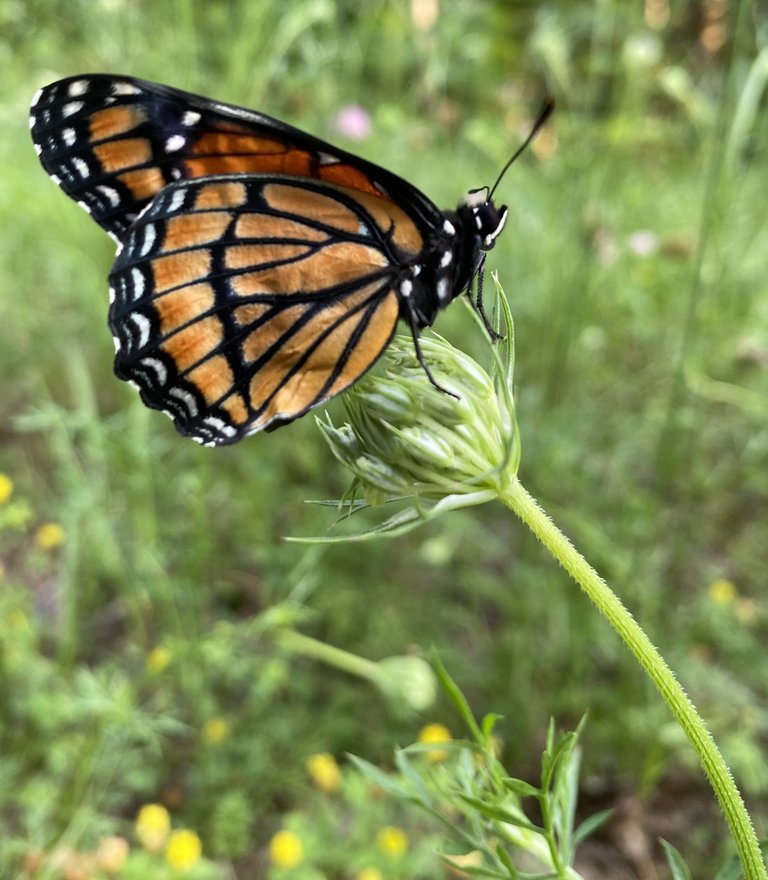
[500,477,766,880]
[276,629,381,681]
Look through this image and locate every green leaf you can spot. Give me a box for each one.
[394,747,433,806]
[660,839,692,880]
[482,712,504,740]
[346,754,410,798]
[495,843,521,878]
[432,651,484,744]
[572,809,613,846]
[457,794,539,832]
[502,777,541,799]
[440,859,509,879]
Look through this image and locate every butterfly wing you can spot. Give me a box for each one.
[109,174,427,445]
[30,74,442,242]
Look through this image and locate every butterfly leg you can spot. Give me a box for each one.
[404,306,460,400]
[472,258,503,341]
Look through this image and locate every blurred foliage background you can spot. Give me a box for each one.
[1,0,767,877]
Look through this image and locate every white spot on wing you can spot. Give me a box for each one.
[130,312,151,349]
[182,110,201,126]
[28,114,36,129]
[31,88,43,107]
[139,357,168,385]
[165,134,186,152]
[62,101,84,117]
[139,224,156,257]
[169,387,199,417]
[96,185,120,207]
[131,267,145,300]
[112,82,141,96]
[440,250,452,268]
[168,189,186,212]
[442,218,455,235]
[203,417,236,438]
[68,80,89,97]
[73,157,89,178]
[437,277,450,303]
[318,152,339,165]
[63,128,76,147]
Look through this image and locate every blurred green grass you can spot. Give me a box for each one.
[1,0,767,876]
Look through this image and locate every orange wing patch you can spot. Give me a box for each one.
[93,137,153,173]
[152,249,212,293]
[89,105,146,141]
[194,180,248,209]
[162,211,232,252]
[256,289,399,427]
[154,282,216,335]
[161,316,223,372]
[117,167,166,200]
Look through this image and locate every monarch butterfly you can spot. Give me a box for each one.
[30,75,551,446]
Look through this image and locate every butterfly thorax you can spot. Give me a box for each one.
[399,195,507,331]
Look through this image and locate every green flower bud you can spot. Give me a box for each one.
[319,331,519,521]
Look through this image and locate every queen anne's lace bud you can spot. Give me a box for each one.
[318,329,519,535]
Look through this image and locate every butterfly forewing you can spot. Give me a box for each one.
[30,74,443,242]
[108,174,424,444]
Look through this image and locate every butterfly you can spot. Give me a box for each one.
[30,74,551,446]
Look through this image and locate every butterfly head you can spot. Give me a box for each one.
[461,187,508,251]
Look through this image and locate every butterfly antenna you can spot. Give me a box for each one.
[488,98,554,201]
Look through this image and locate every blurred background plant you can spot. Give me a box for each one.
[1,0,767,877]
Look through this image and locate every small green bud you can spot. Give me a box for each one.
[320,332,519,513]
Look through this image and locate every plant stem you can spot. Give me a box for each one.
[276,629,381,681]
[500,477,766,880]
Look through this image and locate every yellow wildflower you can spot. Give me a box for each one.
[96,835,130,872]
[376,825,408,857]
[35,522,65,550]
[165,829,202,872]
[0,473,13,505]
[135,803,171,852]
[417,722,451,762]
[203,718,230,744]
[709,578,736,605]
[268,830,304,868]
[146,646,171,672]
[357,869,383,880]
[6,609,29,631]
[306,752,341,792]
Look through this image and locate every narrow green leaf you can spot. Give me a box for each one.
[660,839,692,880]
[441,859,509,879]
[346,754,410,798]
[432,651,484,744]
[458,794,539,832]
[502,777,541,799]
[482,712,504,740]
[394,747,433,806]
[573,809,613,846]
[495,843,520,878]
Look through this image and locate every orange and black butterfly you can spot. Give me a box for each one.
[31,74,550,446]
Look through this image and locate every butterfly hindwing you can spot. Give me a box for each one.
[30,74,443,242]
[108,174,426,445]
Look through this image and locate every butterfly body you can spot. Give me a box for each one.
[31,75,509,445]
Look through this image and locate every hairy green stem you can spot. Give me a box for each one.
[500,477,766,880]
